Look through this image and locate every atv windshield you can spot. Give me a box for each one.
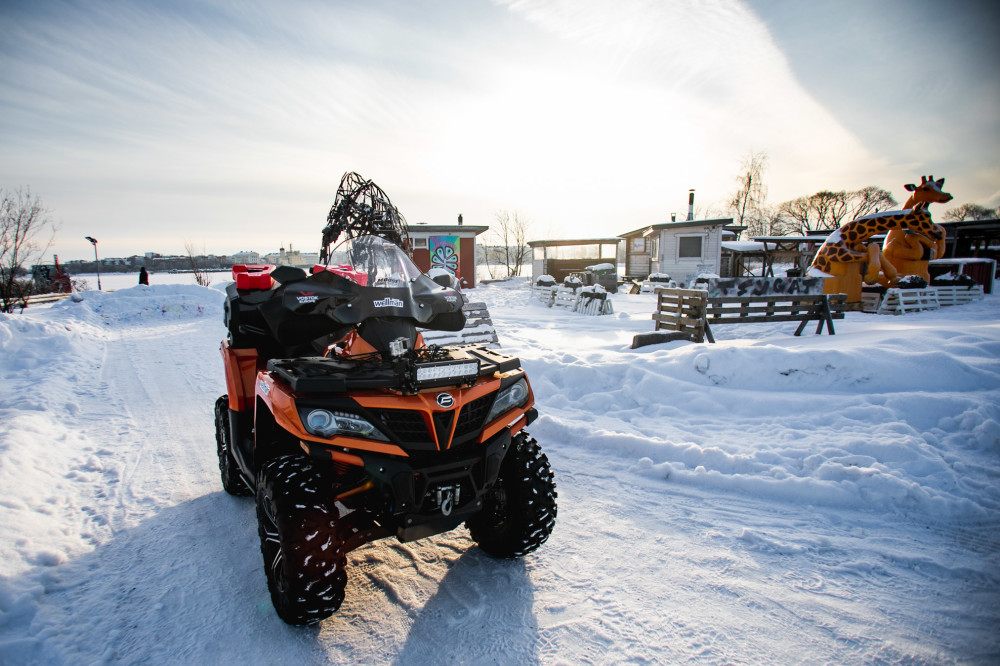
[266,234,464,347]
[322,235,424,289]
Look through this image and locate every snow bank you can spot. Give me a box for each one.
[0,284,226,654]
[478,283,1000,520]
[50,284,225,326]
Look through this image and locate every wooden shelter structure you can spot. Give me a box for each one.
[748,235,831,277]
[939,219,1000,262]
[528,238,622,283]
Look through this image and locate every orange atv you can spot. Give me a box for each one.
[215,232,556,625]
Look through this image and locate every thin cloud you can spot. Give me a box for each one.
[0,0,993,260]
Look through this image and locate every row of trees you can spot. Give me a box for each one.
[727,151,998,238]
[488,160,998,259]
[728,152,898,237]
[942,203,999,222]
[484,161,999,270]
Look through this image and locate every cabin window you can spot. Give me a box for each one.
[678,236,702,259]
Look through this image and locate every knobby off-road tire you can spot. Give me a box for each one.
[214,396,251,496]
[256,454,347,625]
[467,432,557,558]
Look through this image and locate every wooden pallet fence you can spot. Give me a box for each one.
[575,289,614,316]
[652,287,708,343]
[531,284,556,306]
[875,288,939,315]
[552,286,580,310]
[652,288,846,343]
[933,284,984,307]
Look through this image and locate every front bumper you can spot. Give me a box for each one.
[307,418,536,550]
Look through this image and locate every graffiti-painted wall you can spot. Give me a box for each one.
[700,277,824,298]
[430,236,460,276]
[408,224,487,288]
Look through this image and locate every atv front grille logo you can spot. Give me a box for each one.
[372,297,404,308]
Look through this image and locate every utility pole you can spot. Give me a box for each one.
[85,236,101,290]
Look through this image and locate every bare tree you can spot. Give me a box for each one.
[184,240,212,287]
[485,210,531,278]
[848,185,897,220]
[778,196,814,235]
[777,186,897,235]
[754,204,795,237]
[1,187,56,312]
[811,190,849,230]
[943,203,998,222]
[728,151,768,237]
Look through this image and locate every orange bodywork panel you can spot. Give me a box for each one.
[221,341,262,412]
[255,368,534,461]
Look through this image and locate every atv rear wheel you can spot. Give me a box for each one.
[214,396,251,496]
[255,454,347,625]
[467,432,557,558]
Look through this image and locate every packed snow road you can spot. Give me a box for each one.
[1,282,998,664]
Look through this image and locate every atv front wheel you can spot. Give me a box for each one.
[467,432,557,558]
[256,454,347,625]
[214,396,251,496]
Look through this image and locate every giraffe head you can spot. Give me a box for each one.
[903,176,953,209]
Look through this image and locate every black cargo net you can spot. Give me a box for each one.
[319,172,410,263]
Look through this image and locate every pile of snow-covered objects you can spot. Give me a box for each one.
[640,273,677,292]
[531,275,613,315]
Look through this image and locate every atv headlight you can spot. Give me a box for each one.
[303,409,389,442]
[486,378,529,423]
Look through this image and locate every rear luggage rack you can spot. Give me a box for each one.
[267,346,521,394]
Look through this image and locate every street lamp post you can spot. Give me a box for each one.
[85,236,101,290]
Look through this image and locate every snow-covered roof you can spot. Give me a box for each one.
[930,257,997,266]
[721,241,767,252]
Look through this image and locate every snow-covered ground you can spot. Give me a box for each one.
[1,279,998,664]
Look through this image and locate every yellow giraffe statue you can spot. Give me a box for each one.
[808,178,948,303]
[881,176,951,283]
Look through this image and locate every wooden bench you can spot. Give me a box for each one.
[419,300,500,348]
[652,287,847,343]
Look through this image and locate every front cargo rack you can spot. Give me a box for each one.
[267,345,521,394]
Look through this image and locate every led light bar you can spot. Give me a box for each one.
[414,360,480,386]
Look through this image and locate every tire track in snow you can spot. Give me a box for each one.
[6,307,318,664]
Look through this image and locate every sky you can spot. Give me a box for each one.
[1,0,998,261]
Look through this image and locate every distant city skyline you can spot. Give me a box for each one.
[2,0,997,262]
